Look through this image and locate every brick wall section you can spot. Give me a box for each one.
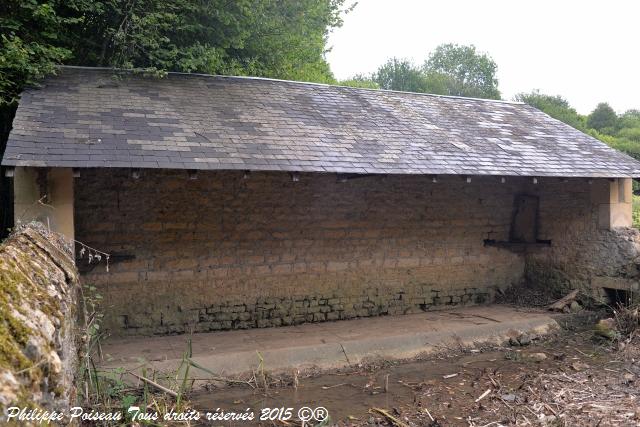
[75,169,583,336]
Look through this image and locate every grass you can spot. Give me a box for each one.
[79,284,200,426]
[78,285,272,425]
[633,195,640,229]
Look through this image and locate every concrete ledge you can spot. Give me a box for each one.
[100,306,559,378]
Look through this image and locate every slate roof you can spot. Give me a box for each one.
[4,66,640,177]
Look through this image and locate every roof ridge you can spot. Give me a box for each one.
[55,65,525,106]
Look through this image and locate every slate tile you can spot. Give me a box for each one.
[2,66,639,178]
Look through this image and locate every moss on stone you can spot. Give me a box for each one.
[0,228,76,410]
[0,262,34,372]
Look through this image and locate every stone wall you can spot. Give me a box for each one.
[525,178,640,300]
[0,223,80,417]
[76,170,532,336]
[75,170,637,336]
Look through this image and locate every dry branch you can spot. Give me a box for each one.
[369,408,409,427]
[129,372,178,397]
[548,289,579,311]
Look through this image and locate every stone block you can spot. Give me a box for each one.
[75,171,610,337]
[326,312,340,321]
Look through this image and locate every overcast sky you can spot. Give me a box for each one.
[326,0,639,115]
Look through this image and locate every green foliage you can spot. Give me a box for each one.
[372,57,430,92]
[63,0,348,83]
[516,91,640,164]
[354,44,501,99]
[587,107,640,162]
[338,74,379,89]
[618,110,640,130]
[423,43,501,100]
[0,0,79,105]
[618,127,640,143]
[587,102,618,132]
[0,0,351,107]
[514,90,586,131]
[595,131,640,161]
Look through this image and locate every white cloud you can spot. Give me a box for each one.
[326,0,639,114]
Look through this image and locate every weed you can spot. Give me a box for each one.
[613,303,640,341]
[77,284,193,425]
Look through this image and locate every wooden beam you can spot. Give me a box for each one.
[336,173,378,182]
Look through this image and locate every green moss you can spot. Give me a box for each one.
[0,324,31,371]
[0,263,34,371]
[0,241,63,386]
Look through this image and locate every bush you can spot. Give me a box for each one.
[613,304,640,340]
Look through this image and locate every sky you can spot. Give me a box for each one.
[326,0,639,115]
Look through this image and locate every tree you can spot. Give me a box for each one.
[60,0,349,83]
[367,45,502,99]
[586,105,640,164]
[1,0,351,107]
[618,127,640,143]
[514,90,586,130]
[239,0,352,83]
[372,58,427,92]
[339,74,379,89]
[423,43,500,99]
[0,0,80,105]
[618,109,640,131]
[587,102,618,132]
[371,57,450,94]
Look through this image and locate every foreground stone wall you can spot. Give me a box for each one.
[0,223,80,417]
[76,170,530,336]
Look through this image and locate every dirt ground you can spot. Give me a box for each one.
[189,312,640,427]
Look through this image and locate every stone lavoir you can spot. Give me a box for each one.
[3,67,640,336]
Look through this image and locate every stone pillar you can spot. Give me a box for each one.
[13,167,75,242]
[592,177,633,229]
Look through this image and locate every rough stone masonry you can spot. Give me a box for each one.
[0,223,80,418]
[74,169,638,337]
